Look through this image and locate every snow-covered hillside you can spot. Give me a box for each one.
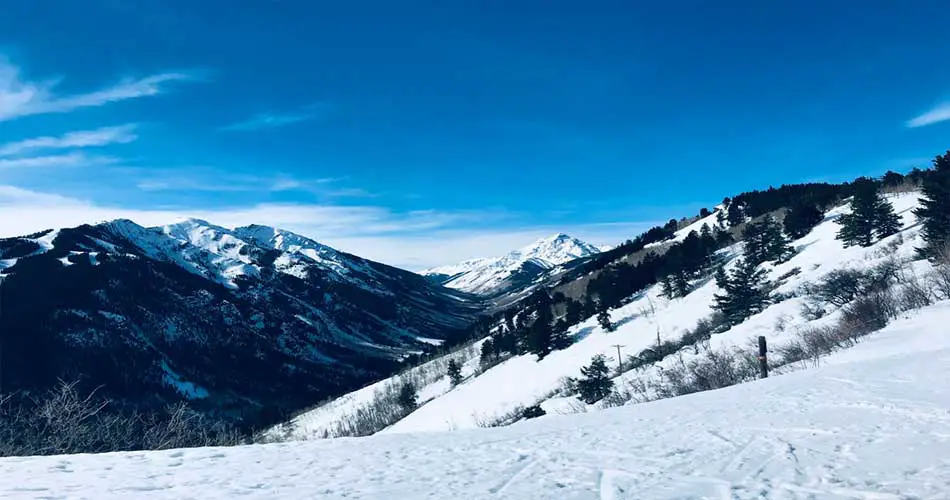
[4,303,950,498]
[281,192,935,438]
[423,233,601,296]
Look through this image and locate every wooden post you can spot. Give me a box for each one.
[611,344,625,373]
[757,336,768,379]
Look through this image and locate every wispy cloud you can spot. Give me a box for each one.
[0,185,648,269]
[906,102,950,128]
[0,56,196,122]
[0,153,116,170]
[131,168,341,194]
[0,124,137,157]
[219,103,330,132]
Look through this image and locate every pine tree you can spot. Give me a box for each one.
[526,292,556,360]
[700,207,711,218]
[447,359,463,386]
[597,308,614,332]
[783,202,824,239]
[873,193,901,240]
[479,338,495,367]
[551,318,573,349]
[915,151,950,259]
[714,226,734,246]
[576,354,614,404]
[712,258,771,326]
[727,201,745,226]
[672,270,691,297]
[564,298,583,325]
[742,215,791,265]
[837,178,900,247]
[397,382,417,410]
[660,275,676,299]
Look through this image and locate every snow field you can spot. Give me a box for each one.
[3,302,950,499]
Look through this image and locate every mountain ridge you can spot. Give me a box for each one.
[0,217,483,430]
[422,233,602,296]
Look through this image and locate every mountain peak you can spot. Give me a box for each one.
[517,233,600,266]
[425,233,602,296]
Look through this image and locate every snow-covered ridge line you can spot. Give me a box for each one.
[423,233,602,295]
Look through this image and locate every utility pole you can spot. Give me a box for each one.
[611,344,625,373]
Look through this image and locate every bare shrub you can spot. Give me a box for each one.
[838,290,899,339]
[654,348,758,399]
[0,380,242,457]
[806,261,898,309]
[775,326,853,367]
[897,272,934,312]
[800,299,826,321]
[929,246,950,300]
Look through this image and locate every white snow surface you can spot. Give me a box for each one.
[3,303,950,498]
[424,233,601,294]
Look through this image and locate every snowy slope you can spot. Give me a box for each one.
[294,192,927,436]
[423,233,601,296]
[4,303,950,499]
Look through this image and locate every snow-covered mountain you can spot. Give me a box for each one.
[423,233,601,296]
[0,218,481,430]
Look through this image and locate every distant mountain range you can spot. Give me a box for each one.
[422,233,602,297]
[0,218,481,429]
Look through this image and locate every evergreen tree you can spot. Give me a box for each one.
[525,292,556,360]
[447,359,463,387]
[873,194,901,240]
[479,338,495,367]
[576,354,615,404]
[712,259,771,326]
[551,318,573,349]
[597,308,614,332]
[837,178,900,247]
[672,270,691,297]
[564,298,584,325]
[742,215,791,265]
[915,151,950,259]
[660,275,676,299]
[397,382,418,410]
[882,170,905,188]
[714,226,734,246]
[700,207,711,218]
[783,202,824,239]
[727,201,745,226]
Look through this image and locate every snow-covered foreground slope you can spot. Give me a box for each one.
[4,304,950,499]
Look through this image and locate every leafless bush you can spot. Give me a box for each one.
[929,246,950,300]
[807,263,896,308]
[473,405,526,428]
[896,272,935,312]
[775,326,853,367]
[653,348,759,399]
[838,290,899,339]
[0,380,242,457]
[800,299,826,321]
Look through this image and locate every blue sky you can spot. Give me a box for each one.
[1,0,950,269]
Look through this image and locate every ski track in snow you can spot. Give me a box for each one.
[3,313,950,499]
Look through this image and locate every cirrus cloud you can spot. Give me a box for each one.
[0,56,197,122]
